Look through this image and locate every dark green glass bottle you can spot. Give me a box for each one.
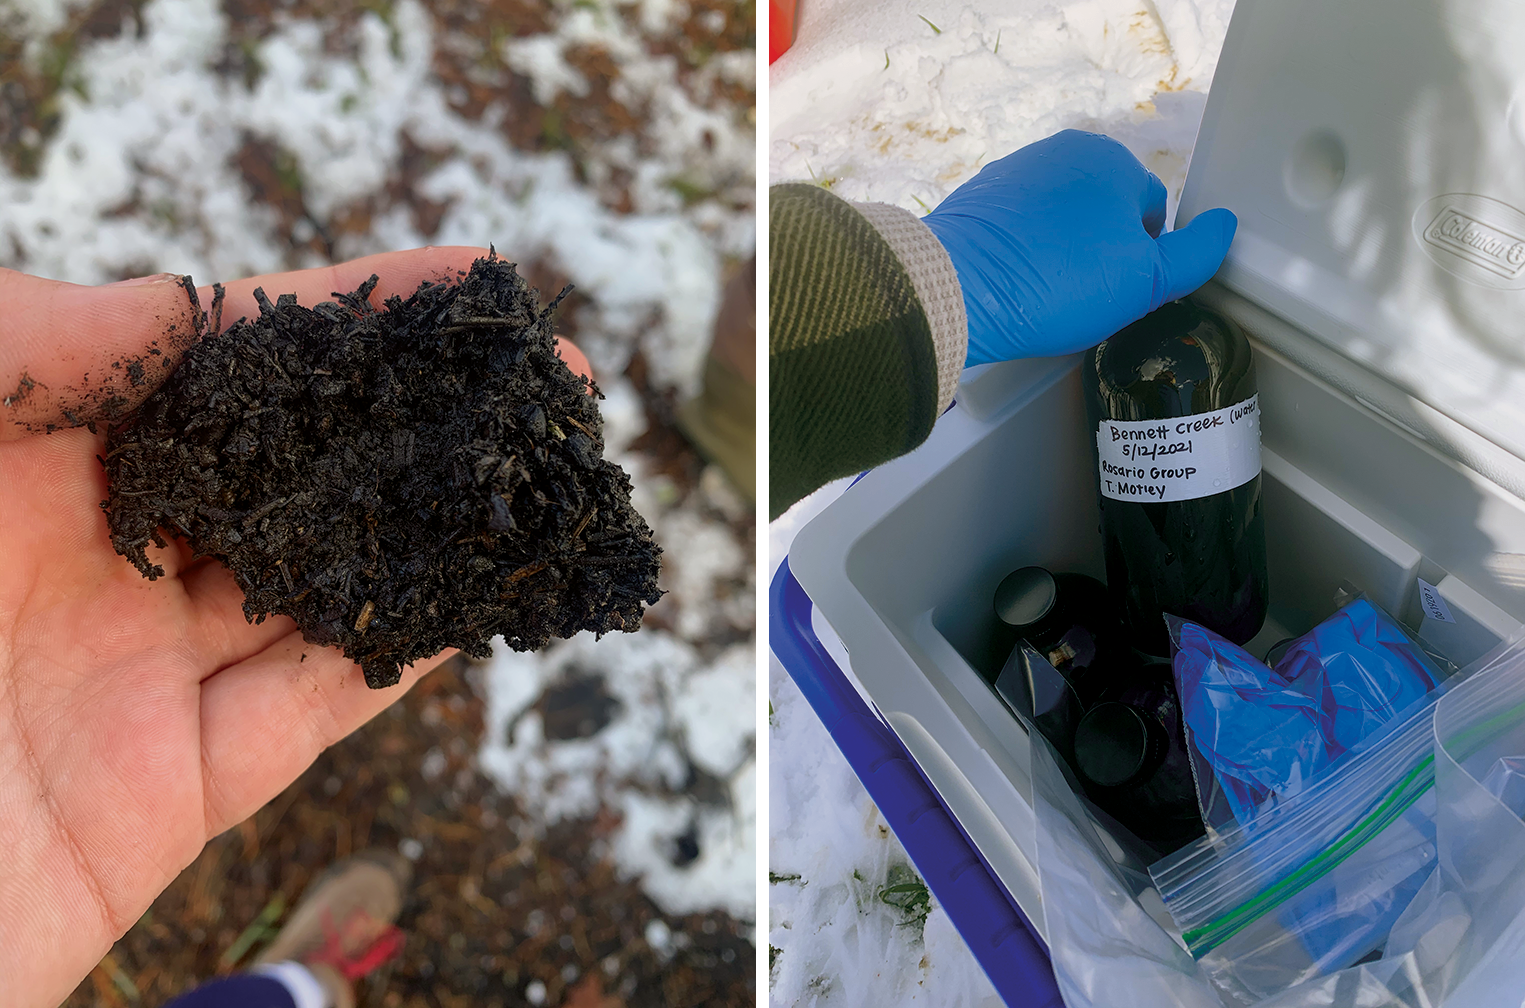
[1082,297,1268,656]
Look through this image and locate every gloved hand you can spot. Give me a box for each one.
[922,129,1238,368]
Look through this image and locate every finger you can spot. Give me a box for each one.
[201,246,493,329]
[1045,131,1162,216]
[1152,208,1238,309]
[0,271,200,439]
[179,556,300,672]
[1072,131,1167,238]
[196,631,454,833]
[556,337,592,383]
[1139,169,1168,239]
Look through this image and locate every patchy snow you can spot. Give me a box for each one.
[478,608,756,920]
[0,0,754,928]
[770,0,1233,223]
[0,0,86,40]
[502,34,591,105]
[610,755,756,920]
[476,370,756,923]
[479,427,755,924]
[1,0,752,396]
[769,0,1236,1003]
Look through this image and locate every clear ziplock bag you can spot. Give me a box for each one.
[1151,672,1445,1002]
[1032,625,1525,1008]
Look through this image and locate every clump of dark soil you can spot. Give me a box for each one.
[103,253,662,687]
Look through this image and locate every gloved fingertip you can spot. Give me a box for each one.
[1194,206,1239,245]
[1154,207,1238,303]
[963,344,996,369]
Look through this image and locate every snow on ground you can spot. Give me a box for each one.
[1,0,753,394]
[771,0,1232,221]
[769,0,1235,1003]
[769,486,1003,1007]
[477,295,756,925]
[0,0,755,927]
[479,626,757,921]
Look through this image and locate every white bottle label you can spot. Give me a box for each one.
[1095,394,1261,503]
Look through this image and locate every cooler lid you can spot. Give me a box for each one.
[1178,0,1525,472]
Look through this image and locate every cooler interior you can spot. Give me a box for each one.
[829,288,1525,913]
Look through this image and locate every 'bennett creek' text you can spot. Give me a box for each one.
[1097,398,1259,501]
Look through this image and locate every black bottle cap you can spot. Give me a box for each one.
[994,567,1057,629]
[1074,702,1166,788]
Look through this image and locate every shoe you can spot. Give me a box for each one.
[254,849,412,1008]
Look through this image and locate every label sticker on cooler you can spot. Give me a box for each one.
[1095,395,1261,503]
[1416,578,1457,623]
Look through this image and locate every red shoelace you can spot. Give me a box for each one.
[306,909,407,981]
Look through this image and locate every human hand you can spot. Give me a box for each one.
[922,129,1238,367]
[0,247,589,1006]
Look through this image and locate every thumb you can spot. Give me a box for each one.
[0,270,202,441]
[554,337,593,385]
[1152,207,1238,308]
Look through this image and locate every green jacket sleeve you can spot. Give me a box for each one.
[768,183,967,519]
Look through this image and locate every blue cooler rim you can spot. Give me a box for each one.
[769,555,1064,1008]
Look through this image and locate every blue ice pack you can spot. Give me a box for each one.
[1169,599,1445,828]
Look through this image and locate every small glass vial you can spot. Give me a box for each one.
[994,566,1125,708]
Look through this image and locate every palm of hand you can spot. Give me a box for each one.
[0,424,368,1003]
[0,249,497,1006]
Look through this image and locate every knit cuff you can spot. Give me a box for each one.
[849,200,968,415]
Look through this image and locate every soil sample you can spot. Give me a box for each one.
[103,253,663,688]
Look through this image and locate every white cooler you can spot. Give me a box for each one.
[770,0,1525,1003]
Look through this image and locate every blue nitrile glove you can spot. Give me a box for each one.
[1275,599,1443,762]
[922,129,1239,368]
[1169,617,1328,826]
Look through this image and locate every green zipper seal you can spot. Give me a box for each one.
[1181,755,1435,956]
[1180,693,1525,958]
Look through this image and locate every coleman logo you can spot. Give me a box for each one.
[1423,207,1525,278]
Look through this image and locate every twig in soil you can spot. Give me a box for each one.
[98,954,139,1004]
